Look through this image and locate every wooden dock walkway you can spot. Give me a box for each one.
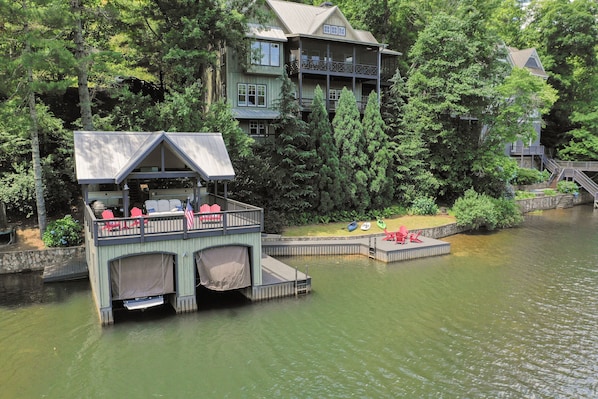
[42,255,88,282]
[261,233,451,263]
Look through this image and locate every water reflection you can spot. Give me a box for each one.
[0,272,89,308]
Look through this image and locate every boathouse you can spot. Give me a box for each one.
[73,131,309,325]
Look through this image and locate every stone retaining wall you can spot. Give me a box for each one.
[0,246,85,275]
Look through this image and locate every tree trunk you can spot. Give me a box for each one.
[24,14,47,237]
[72,0,94,130]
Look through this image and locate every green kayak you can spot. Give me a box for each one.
[376,218,386,229]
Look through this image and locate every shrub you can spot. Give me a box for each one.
[514,168,549,185]
[492,197,523,229]
[42,215,83,247]
[453,189,522,231]
[543,188,557,196]
[453,189,498,230]
[515,190,536,199]
[409,196,438,216]
[556,181,578,194]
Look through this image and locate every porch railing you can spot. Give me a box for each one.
[85,196,263,247]
[287,59,378,78]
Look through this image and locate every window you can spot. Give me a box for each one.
[238,84,247,106]
[238,83,267,107]
[251,41,280,67]
[323,24,346,37]
[249,120,267,137]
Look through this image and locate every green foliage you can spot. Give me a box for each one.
[333,88,368,209]
[269,71,317,214]
[558,109,598,161]
[522,0,598,147]
[514,168,550,185]
[453,189,522,230]
[0,164,36,217]
[543,189,556,196]
[363,91,394,209]
[515,191,536,200]
[405,6,508,201]
[493,197,524,229]
[556,181,578,194]
[381,72,438,203]
[492,67,558,145]
[308,85,342,213]
[409,197,438,216]
[42,215,83,247]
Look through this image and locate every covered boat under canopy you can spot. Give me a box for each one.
[195,246,251,291]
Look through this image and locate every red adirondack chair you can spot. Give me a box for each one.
[130,207,149,227]
[101,209,121,231]
[382,228,396,241]
[409,231,423,243]
[396,225,409,244]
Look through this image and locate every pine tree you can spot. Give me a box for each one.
[270,71,317,214]
[308,85,342,214]
[332,88,367,209]
[362,91,394,210]
[381,72,438,205]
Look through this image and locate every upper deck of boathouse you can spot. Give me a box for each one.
[85,194,263,247]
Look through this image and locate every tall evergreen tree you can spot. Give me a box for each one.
[270,71,317,215]
[332,87,368,209]
[308,85,342,214]
[362,91,394,209]
[381,72,438,204]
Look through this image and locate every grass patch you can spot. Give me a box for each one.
[281,214,456,237]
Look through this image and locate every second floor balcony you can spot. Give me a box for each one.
[287,58,378,78]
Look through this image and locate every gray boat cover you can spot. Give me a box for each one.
[195,246,251,291]
[110,254,174,300]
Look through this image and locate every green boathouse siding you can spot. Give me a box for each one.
[86,228,263,323]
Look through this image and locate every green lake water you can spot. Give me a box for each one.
[1,206,597,398]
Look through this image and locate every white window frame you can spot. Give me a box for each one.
[238,83,267,107]
[249,120,267,137]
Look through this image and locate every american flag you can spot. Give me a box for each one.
[185,201,194,230]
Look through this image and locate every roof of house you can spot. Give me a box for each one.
[507,47,548,79]
[247,23,288,42]
[73,131,235,184]
[266,0,381,46]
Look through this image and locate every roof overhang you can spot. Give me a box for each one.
[73,131,235,185]
[232,108,280,120]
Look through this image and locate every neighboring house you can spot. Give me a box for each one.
[222,0,400,137]
[505,47,549,165]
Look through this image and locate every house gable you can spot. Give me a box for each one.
[508,47,548,79]
[267,0,378,45]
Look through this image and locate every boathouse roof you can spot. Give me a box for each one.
[73,131,235,184]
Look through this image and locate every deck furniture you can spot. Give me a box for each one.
[101,209,121,231]
[145,199,184,217]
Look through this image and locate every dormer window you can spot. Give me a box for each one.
[323,24,346,36]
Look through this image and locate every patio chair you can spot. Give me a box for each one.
[396,225,409,245]
[130,207,149,228]
[409,231,423,243]
[382,228,396,241]
[101,209,121,231]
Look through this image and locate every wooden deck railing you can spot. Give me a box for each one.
[85,197,263,247]
[287,59,378,78]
